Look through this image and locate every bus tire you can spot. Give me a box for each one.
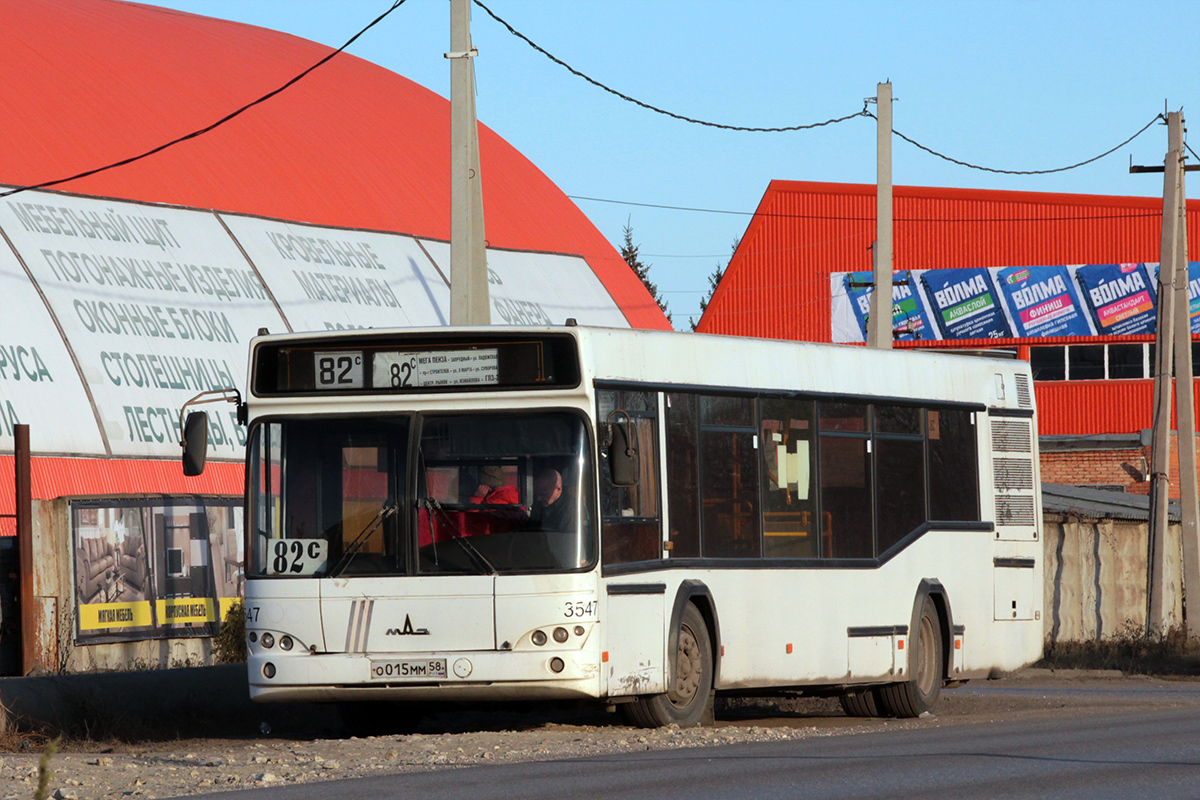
[623,603,714,728]
[839,686,882,717]
[878,596,943,718]
[336,701,424,737]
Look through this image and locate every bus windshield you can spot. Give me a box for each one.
[248,412,594,578]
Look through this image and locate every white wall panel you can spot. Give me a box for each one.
[219,216,450,333]
[419,240,629,328]
[0,249,105,454]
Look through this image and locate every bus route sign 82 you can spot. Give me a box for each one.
[313,350,364,389]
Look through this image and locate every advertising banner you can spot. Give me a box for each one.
[1074,262,1157,336]
[419,240,632,328]
[218,215,451,334]
[0,193,289,459]
[831,263,1196,343]
[838,270,935,342]
[0,250,106,455]
[996,265,1091,338]
[73,498,242,644]
[920,268,1013,340]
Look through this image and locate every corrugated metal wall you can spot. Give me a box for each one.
[700,181,1200,345]
[0,457,244,536]
[699,181,1200,437]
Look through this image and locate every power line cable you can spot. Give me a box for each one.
[569,193,1161,223]
[472,0,868,133]
[0,0,407,200]
[874,112,1165,175]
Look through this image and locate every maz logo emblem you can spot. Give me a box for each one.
[385,614,430,636]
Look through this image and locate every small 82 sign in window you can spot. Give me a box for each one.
[314,351,364,389]
[267,538,328,576]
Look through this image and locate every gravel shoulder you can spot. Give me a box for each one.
[2,670,1197,800]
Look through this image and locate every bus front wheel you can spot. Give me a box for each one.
[624,603,714,728]
[878,596,944,718]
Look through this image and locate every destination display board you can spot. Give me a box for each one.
[72,497,242,644]
[256,333,579,395]
[831,263,1195,343]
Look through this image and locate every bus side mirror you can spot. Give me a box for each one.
[604,411,639,487]
[182,411,209,476]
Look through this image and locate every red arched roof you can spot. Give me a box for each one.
[0,0,669,329]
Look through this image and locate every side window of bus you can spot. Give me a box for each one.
[874,405,926,555]
[928,408,980,521]
[700,395,761,558]
[818,402,872,559]
[665,393,700,558]
[597,389,661,564]
[760,398,817,558]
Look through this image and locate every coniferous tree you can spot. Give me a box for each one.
[620,220,672,325]
[689,237,739,331]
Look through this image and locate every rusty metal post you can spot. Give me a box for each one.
[14,425,33,675]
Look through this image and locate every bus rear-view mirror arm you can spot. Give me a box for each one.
[179,388,245,476]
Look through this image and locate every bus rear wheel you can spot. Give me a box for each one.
[839,686,882,717]
[878,596,943,718]
[623,603,714,728]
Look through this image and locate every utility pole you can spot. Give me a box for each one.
[1169,113,1199,637]
[867,82,894,349]
[1147,112,1182,630]
[448,0,489,325]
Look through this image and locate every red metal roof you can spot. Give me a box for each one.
[0,456,244,535]
[697,181,1200,437]
[699,180,1200,343]
[0,0,669,330]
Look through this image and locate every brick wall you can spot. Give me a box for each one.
[1039,444,1187,498]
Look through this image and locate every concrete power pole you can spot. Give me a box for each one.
[1169,112,1200,636]
[448,0,489,325]
[867,82,894,349]
[1148,111,1182,629]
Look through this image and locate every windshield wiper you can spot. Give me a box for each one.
[422,496,497,575]
[329,503,397,577]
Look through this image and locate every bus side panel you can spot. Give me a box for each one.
[602,589,666,696]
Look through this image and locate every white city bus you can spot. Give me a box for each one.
[184,324,1043,729]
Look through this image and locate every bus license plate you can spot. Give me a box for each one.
[369,659,447,680]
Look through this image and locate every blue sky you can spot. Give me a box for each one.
[150,0,1199,328]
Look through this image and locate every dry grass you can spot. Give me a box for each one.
[1039,621,1200,675]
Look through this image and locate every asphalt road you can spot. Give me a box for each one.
[181,678,1200,800]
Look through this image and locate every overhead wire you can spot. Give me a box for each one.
[472,0,869,133]
[874,112,1166,175]
[570,194,1163,224]
[0,0,408,200]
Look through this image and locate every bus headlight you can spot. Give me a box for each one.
[279,635,294,651]
[553,627,569,643]
[263,662,276,679]
[531,630,547,646]
[260,632,275,649]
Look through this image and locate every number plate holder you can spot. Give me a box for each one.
[369,658,448,681]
